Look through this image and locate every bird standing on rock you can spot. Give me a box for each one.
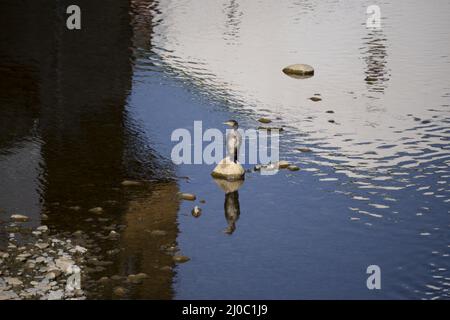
[223,120,241,163]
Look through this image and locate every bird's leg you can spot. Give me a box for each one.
[233,147,238,163]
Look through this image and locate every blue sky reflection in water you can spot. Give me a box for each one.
[132,0,450,299]
[0,0,449,299]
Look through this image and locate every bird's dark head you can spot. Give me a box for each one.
[223,120,238,129]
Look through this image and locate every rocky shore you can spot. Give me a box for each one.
[0,222,88,300]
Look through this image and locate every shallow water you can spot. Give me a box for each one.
[0,0,449,299]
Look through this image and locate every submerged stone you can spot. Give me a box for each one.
[88,207,103,214]
[173,255,190,263]
[121,180,142,187]
[113,286,127,297]
[10,214,29,222]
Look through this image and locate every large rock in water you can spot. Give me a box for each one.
[282,64,314,78]
[211,157,245,181]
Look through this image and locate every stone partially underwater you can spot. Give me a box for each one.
[282,64,314,79]
[211,157,245,181]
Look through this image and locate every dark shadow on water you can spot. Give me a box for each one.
[0,0,178,299]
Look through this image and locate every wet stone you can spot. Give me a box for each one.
[121,180,142,187]
[10,214,29,222]
[258,117,272,124]
[277,160,290,169]
[179,193,196,201]
[282,64,314,77]
[88,207,104,214]
[287,165,300,171]
[149,230,167,236]
[173,255,190,263]
[113,286,127,297]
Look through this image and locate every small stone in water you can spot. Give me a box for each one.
[108,230,120,239]
[277,160,290,169]
[282,64,314,77]
[309,96,322,102]
[297,147,312,153]
[150,230,167,236]
[89,207,103,214]
[10,214,29,222]
[258,117,272,124]
[326,110,334,114]
[160,266,172,272]
[113,287,127,297]
[121,180,142,187]
[36,225,48,232]
[179,193,196,201]
[287,165,300,171]
[257,126,284,132]
[173,255,190,263]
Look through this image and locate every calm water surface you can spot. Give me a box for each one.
[0,0,449,299]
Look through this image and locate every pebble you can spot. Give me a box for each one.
[47,289,64,300]
[36,225,49,232]
[98,277,109,284]
[173,255,190,263]
[309,96,322,102]
[5,277,23,287]
[149,230,167,236]
[108,231,120,240]
[179,193,196,201]
[88,207,104,214]
[121,180,142,187]
[10,214,29,222]
[127,273,148,284]
[287,165,300,171]
[282,64,314,77]
[297,147,312,153]
[113,287,127,297]
[257,126,284,132]
[258,117,272,124]
[277,160,290,169]
[35,243,49,250]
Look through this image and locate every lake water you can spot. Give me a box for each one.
[0,0,449,299]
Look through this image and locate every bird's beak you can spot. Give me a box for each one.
[223,121,232,126]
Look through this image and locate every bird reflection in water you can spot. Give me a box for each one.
[213,178,244,235]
